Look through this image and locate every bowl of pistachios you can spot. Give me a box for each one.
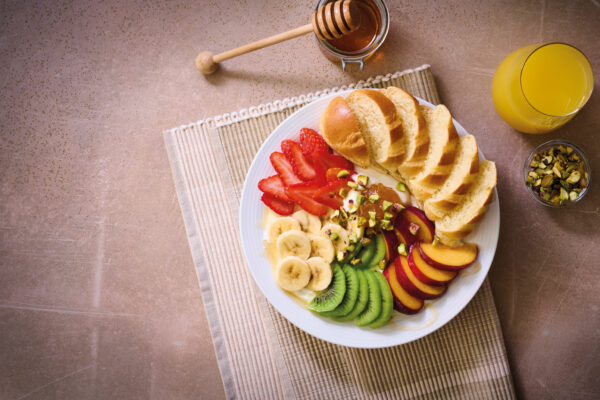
[524,140,591,207]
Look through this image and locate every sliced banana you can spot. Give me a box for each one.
[308,234,335,263]
[347,217,365,242]
[320,223,349,254]
[292,210,322,234]
[275,256,311,291]
[267,217,301,243]
[306,257,333,291]
[277,230,311,260]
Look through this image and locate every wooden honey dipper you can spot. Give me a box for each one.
[196,0,360,74]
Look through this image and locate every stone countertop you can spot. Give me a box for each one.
[1,0,599,399]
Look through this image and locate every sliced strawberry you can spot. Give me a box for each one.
[261,193,294,216]
[325,167,356,182]
[258,175,292,202]
[311,151,354,181]
[281,140,318,181]
[313,179,350,209]
[286,182,328,216]
[299,128,329,155]
[270,152,302,187]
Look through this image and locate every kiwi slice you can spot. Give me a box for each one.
[354,240,376,268]
[356,270,382,326]
[346,241,363,261]
[333,269,368,322]
[368,271,393,328]
[322,265,359,318]
[368,235,387,268]
[308,264,346,313]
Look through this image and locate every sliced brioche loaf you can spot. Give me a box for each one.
[345,89,405,177]
[319,96,370,168]
[424,135,479,221]
[381,87,429,179]
[436,160,497,246]
[409,105,459,202]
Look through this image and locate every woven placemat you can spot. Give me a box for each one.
[164,64,516,400]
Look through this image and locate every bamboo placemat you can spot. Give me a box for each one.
[164,64,516,399]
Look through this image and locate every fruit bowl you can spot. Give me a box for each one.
[239,90,500,348]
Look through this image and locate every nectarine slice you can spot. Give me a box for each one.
[384,264,424,314]
[397,206,435,243]
[408,245,457,286]
[418,242,478,271]
[395,256,446,300]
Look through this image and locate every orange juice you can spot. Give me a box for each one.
[492,43,593,134]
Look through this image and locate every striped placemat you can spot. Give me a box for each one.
[164,64,516,399]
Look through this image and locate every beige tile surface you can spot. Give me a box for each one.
[1,0,599,399]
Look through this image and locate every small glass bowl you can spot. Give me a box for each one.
[523,139,591,207]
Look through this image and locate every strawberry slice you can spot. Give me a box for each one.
[270,152,302,187]
[286,182,328,216]
[261,193,294,216]
[299,128,329,155]
[325,167,356,182]
[313,179,350,209]
[281,140,318,181]
[258,175,292,202]
[311,151,354,181]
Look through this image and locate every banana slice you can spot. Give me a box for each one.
[277,230,311,260]
[308,234,335,263]
[306,257,333,291]
[292,210,322,234]
[347,217,365,242]
[320,223,349,254]
[267,217,301,243]
[275,256,311,291]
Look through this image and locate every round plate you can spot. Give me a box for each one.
[239,90,499,348]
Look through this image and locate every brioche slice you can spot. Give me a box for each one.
[345,89,405,177]
[424,135,479,221]
[319,96,370,168]
[436,161,497,246]
[409,105,459,202]
[381,87,429,179]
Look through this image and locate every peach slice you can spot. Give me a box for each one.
[408,245,457,286]
[395,256,446,300]
[397,206,435,243]
[384,264,424,315]
[383,231,398,261]
[418,242,478,271]
[394,218,417,247]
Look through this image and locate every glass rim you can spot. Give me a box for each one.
[519,42,594,118]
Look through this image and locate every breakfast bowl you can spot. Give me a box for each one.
[523,139,591,207]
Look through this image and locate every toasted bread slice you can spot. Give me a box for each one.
[409,105,459,202]
[319,96,370,168]
[346,89,405,177]
[381,87,429,179]
[436,160,497,246]
[424,135,479,220]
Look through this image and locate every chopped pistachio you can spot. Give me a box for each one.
[349,232,358,243]
[338,188,347,198]
[347,181,358,189]
[348,204,359,214]
[361,237,371,246]
[432,236,440,247]
[528,171,538,179]
[356,194,366,205]
[378,259,387,269]
[541,174,554,187]
[356,175,369,187]
[543,155,553,164]
[368,219,376,228]
[538,162,547,169]
[396,182,407,192]
[330,232,339,241]
[529,159,540,168]
[569,191,579,201]
[552,167,561,178]
[368,211,376,219]
[566,170,581,184]
[336,169,350,178]
[566,146,574,155]
[357,216,367,227]
[383,211,394,220]
[580,178,588,188]
[408,222,420,235]
[397,243,408,257]
[392,203,405,212]
[382,200,393,211]
[350,258,361,266]
[380,219,392,230]
[368,193,380,203]
[346,244,355,253]
[559,187,569,201]
[534,178,541,187]
[336,251,346,262]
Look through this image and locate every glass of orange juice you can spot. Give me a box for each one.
[492,43,593,134]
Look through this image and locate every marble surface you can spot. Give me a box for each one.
[1,0,599,399]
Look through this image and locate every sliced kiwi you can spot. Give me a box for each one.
[356,270,382,326]
[368,271,393,328]
[308,264,346,313]
[333,269,368,322]
[322,265,359,318]
[368,235,386,268]
[346,241,363,261]
[354,240,376,268]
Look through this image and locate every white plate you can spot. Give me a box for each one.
[239,90,499,348]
